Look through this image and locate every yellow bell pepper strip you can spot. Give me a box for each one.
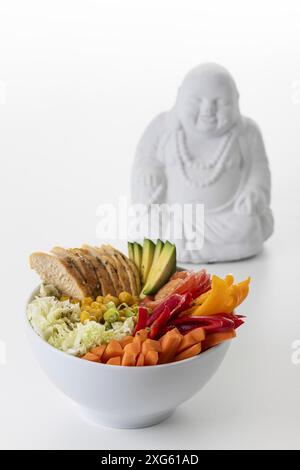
[193,274,234,308]
[228,278,250,309]
[188,275,250,316]
[225,274,234,286]
[194,289,211,306]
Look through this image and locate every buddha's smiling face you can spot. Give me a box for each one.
[177,66,240,137]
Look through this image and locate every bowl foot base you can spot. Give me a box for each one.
[77,405,175,429]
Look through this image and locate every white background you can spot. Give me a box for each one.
[0,0,300,450]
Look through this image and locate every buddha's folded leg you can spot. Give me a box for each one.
[259,207,274,242]
[176,209,264,263]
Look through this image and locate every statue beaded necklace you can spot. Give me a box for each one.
[176,126,237,188]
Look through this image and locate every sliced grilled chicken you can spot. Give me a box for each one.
[80,247,115,296]
[81,245,118,296]
[69,248,100,298]
[29,252,90,299]
[51,246,93,297]
[97,245,139,296]
[89,248,122,296]
[99,245,141,295]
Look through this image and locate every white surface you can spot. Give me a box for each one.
[0,0,300,450]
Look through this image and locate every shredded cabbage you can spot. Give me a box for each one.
[27,296,135,356]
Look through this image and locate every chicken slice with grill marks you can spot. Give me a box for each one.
[80,246,116,296]
[51,246,93,297]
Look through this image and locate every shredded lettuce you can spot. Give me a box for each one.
[48,317,134,356]
[27,296,135,356]
[27,296,81,340]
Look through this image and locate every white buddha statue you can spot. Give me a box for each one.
[131,63,274,262]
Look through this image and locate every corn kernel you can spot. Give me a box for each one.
[91,301,101,309]
[89,309,102,320]
[119,291,133,305]
[103,294,120,306]
[81,305,91,312]
[80,311,90,323]
[60,295,69,302]
[96,296,104,303]
[95,311,103,321]
[89,315,97,322]
[100,304,107,313]
[82,297,94,306]
[70,298,80,304]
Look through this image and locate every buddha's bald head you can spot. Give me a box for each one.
[176,63,241,137]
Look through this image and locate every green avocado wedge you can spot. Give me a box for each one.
[142,241,176,296]
[152,239,164,267]
[128,242,134,262]
[133,242,143,272]
[141,239,155,284]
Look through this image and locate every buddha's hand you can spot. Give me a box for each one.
[132,166,166,204]
[234,187,267,216]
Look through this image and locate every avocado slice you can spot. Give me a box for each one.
[141,239,164,291]
[142,241,176,296]
[128,242,134,262]
[133,242,143,272]
[152,239,164,266]
[141,239,155,284]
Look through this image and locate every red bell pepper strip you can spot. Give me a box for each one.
[234,318,245,329]
[172,315,224,328]
[175,323,204,335]
[220,313,245,329]
[134,307,149,334]
[149,306,171,339]
[160,312,245,336]
[146,295,181,326]
[192,276,212,299]
[146,293,193,327]
[171,315,236,334]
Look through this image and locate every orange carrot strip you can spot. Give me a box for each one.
[159,330,182,364]
[159,328,180,349]
[106,356,121,366]
[102,340,123,362]
[133,336,143,348]
[122,351,136,366]
[136,353,145,367]
[90,345,106,361]
[165,327,181,336]
[134,329,148,342]
[81,352,100,362]
[174,343,201,362]
[120,336,133,348]
[142,339,162,355]
[133,329,148,348]
[124,341,141,357]
[202,330,236,352]
[177,327,205,354]
[144,350,159,366]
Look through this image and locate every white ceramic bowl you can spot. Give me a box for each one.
[26,289,230,429]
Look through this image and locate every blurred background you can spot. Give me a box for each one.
[1,1,299,252]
